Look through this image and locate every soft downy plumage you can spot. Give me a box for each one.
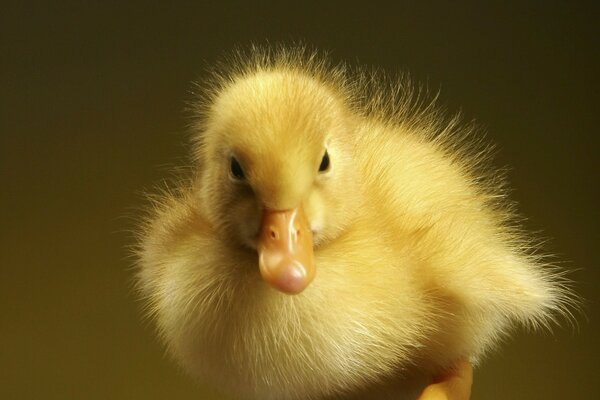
[135,46,576,400]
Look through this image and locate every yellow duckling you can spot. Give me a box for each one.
[136,47,574,399]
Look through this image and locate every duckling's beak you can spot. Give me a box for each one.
[257,206,315,294]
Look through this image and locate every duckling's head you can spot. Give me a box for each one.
[194,69,360,294]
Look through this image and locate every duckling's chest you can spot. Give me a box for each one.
[183,231,435,399]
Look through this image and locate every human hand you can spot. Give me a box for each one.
[417,360,472,400]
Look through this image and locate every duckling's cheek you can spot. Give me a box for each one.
[305,191,326,236]
[230,198,261,249]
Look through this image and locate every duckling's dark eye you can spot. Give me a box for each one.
[230,157,245,180]
[318,150,330,173]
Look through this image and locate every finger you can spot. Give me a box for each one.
[417,360,473,400]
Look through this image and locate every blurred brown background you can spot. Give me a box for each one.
[1,1,598,399]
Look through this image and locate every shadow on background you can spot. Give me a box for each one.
[1,2,598,399]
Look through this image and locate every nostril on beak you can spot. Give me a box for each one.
[269,227,279,240]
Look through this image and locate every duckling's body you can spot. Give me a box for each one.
[137,48,572,399]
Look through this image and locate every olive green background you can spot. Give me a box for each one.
[1,2,598,399]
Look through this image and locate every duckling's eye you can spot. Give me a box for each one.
[318,150,330,173]
[230,157,245,180]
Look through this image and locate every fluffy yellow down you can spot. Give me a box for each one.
[136,47,575,400]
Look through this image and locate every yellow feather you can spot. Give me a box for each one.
[135,46,576,400]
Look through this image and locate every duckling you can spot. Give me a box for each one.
[136,47,574,400]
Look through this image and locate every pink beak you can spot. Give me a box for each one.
[257,206,315,294]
